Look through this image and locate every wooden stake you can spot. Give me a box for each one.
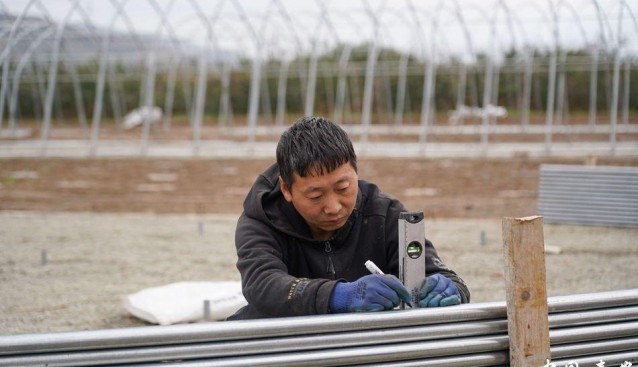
[502,215,550,367]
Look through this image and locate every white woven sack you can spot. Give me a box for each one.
[124,281,247,325]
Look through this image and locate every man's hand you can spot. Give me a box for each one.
[417,273,461,307]
[329,274,412,313]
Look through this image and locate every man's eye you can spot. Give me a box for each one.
[309,195,322,201]
[337,186,349,192]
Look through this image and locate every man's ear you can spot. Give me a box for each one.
[279,176,292,202]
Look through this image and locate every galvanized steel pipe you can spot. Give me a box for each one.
[0,302,506,355]
[125,336,511,367]
[551,337,638,360]
[550,321,638,345]
[2,289,638,356]
[3,318,638,367]
[0,320,507,367]
[5,305,638,367]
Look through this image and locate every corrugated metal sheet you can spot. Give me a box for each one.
[539,164,638,227]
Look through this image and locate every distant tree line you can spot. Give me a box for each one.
[8,44,637,125]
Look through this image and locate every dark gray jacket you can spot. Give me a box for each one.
[228,163,470,320]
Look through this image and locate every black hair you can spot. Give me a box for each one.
[276,116,357,189]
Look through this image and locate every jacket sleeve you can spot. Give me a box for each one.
[384,199,471,304]
[235,213,338,317]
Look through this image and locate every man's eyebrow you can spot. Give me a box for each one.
[302,186,323,194]
[303,176,351,194]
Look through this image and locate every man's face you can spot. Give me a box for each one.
[280,162,358,240]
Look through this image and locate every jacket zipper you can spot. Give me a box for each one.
[324,241,336,279]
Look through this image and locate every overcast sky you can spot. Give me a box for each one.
[2,0,637,60]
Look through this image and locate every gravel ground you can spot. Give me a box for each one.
[1,211,637,335]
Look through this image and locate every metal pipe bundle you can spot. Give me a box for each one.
[1,289,637,367]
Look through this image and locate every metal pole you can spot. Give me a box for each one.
[8,27,55,134]
[247,55,262,144]
[180,62,193,120]
[555,50,567,125]
[65,60,88,129]
[480,3,501,151]
[551,337,638,360]
[140,51,157,156]
[609,49,621,155]
[361,38,378,144]
[138,2,174,154]
[4,289,638,356]
[259,66,273,126]
[551,321,638,345]
[191,43,208,155]
[273,0,307,124]
[451,0,477,126]
[420,12,439,146]
[549,305,638,328]
[333,45,352,124]
[454,62,467,125]
[588,47,599,126]
[419,56,436,149]
[275,59,289,127]
[40,7,76,156]
[381,55,393,122]
[545,50,558,154]
[147,0,182,133]
[451,0,481,122]
[89,15,116,156]
[544,0,559,154]
[547,288,638,312]
[491,64,500,113]
[3,305,638,367]
[0,321,508,366]
[107,0,146,133]
[107,61,123,132]
[304,41,319,117]
[163,57,180,131]
[621,57,630,125]
[22,325,638,367]
[187,0,220,155]
[521,50,533,127]
[0,301,509,354]
[609,2,626,155]
[220,60,233,128]
[231,0,264,144]
[587,0,612,126]
[40,2,85,155]
[394,52,409,126]
[0,0,36,131]
[480,55,493,150]
[33,61,46,121]
[620,0,637,126]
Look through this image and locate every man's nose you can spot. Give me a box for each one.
[323,194,342,214]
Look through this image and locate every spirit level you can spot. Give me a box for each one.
[398,211,426,309]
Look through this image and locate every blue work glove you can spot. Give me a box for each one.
[417,273,461,307]
[329,274,412,313]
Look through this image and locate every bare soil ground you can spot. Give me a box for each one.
[2,156,637,218]
[1,155,638,335]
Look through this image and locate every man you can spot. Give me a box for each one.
[227,116,469,320]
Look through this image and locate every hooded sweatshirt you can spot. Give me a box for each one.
[228,163,470,320]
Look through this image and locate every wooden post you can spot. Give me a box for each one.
[502,215,550,367]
